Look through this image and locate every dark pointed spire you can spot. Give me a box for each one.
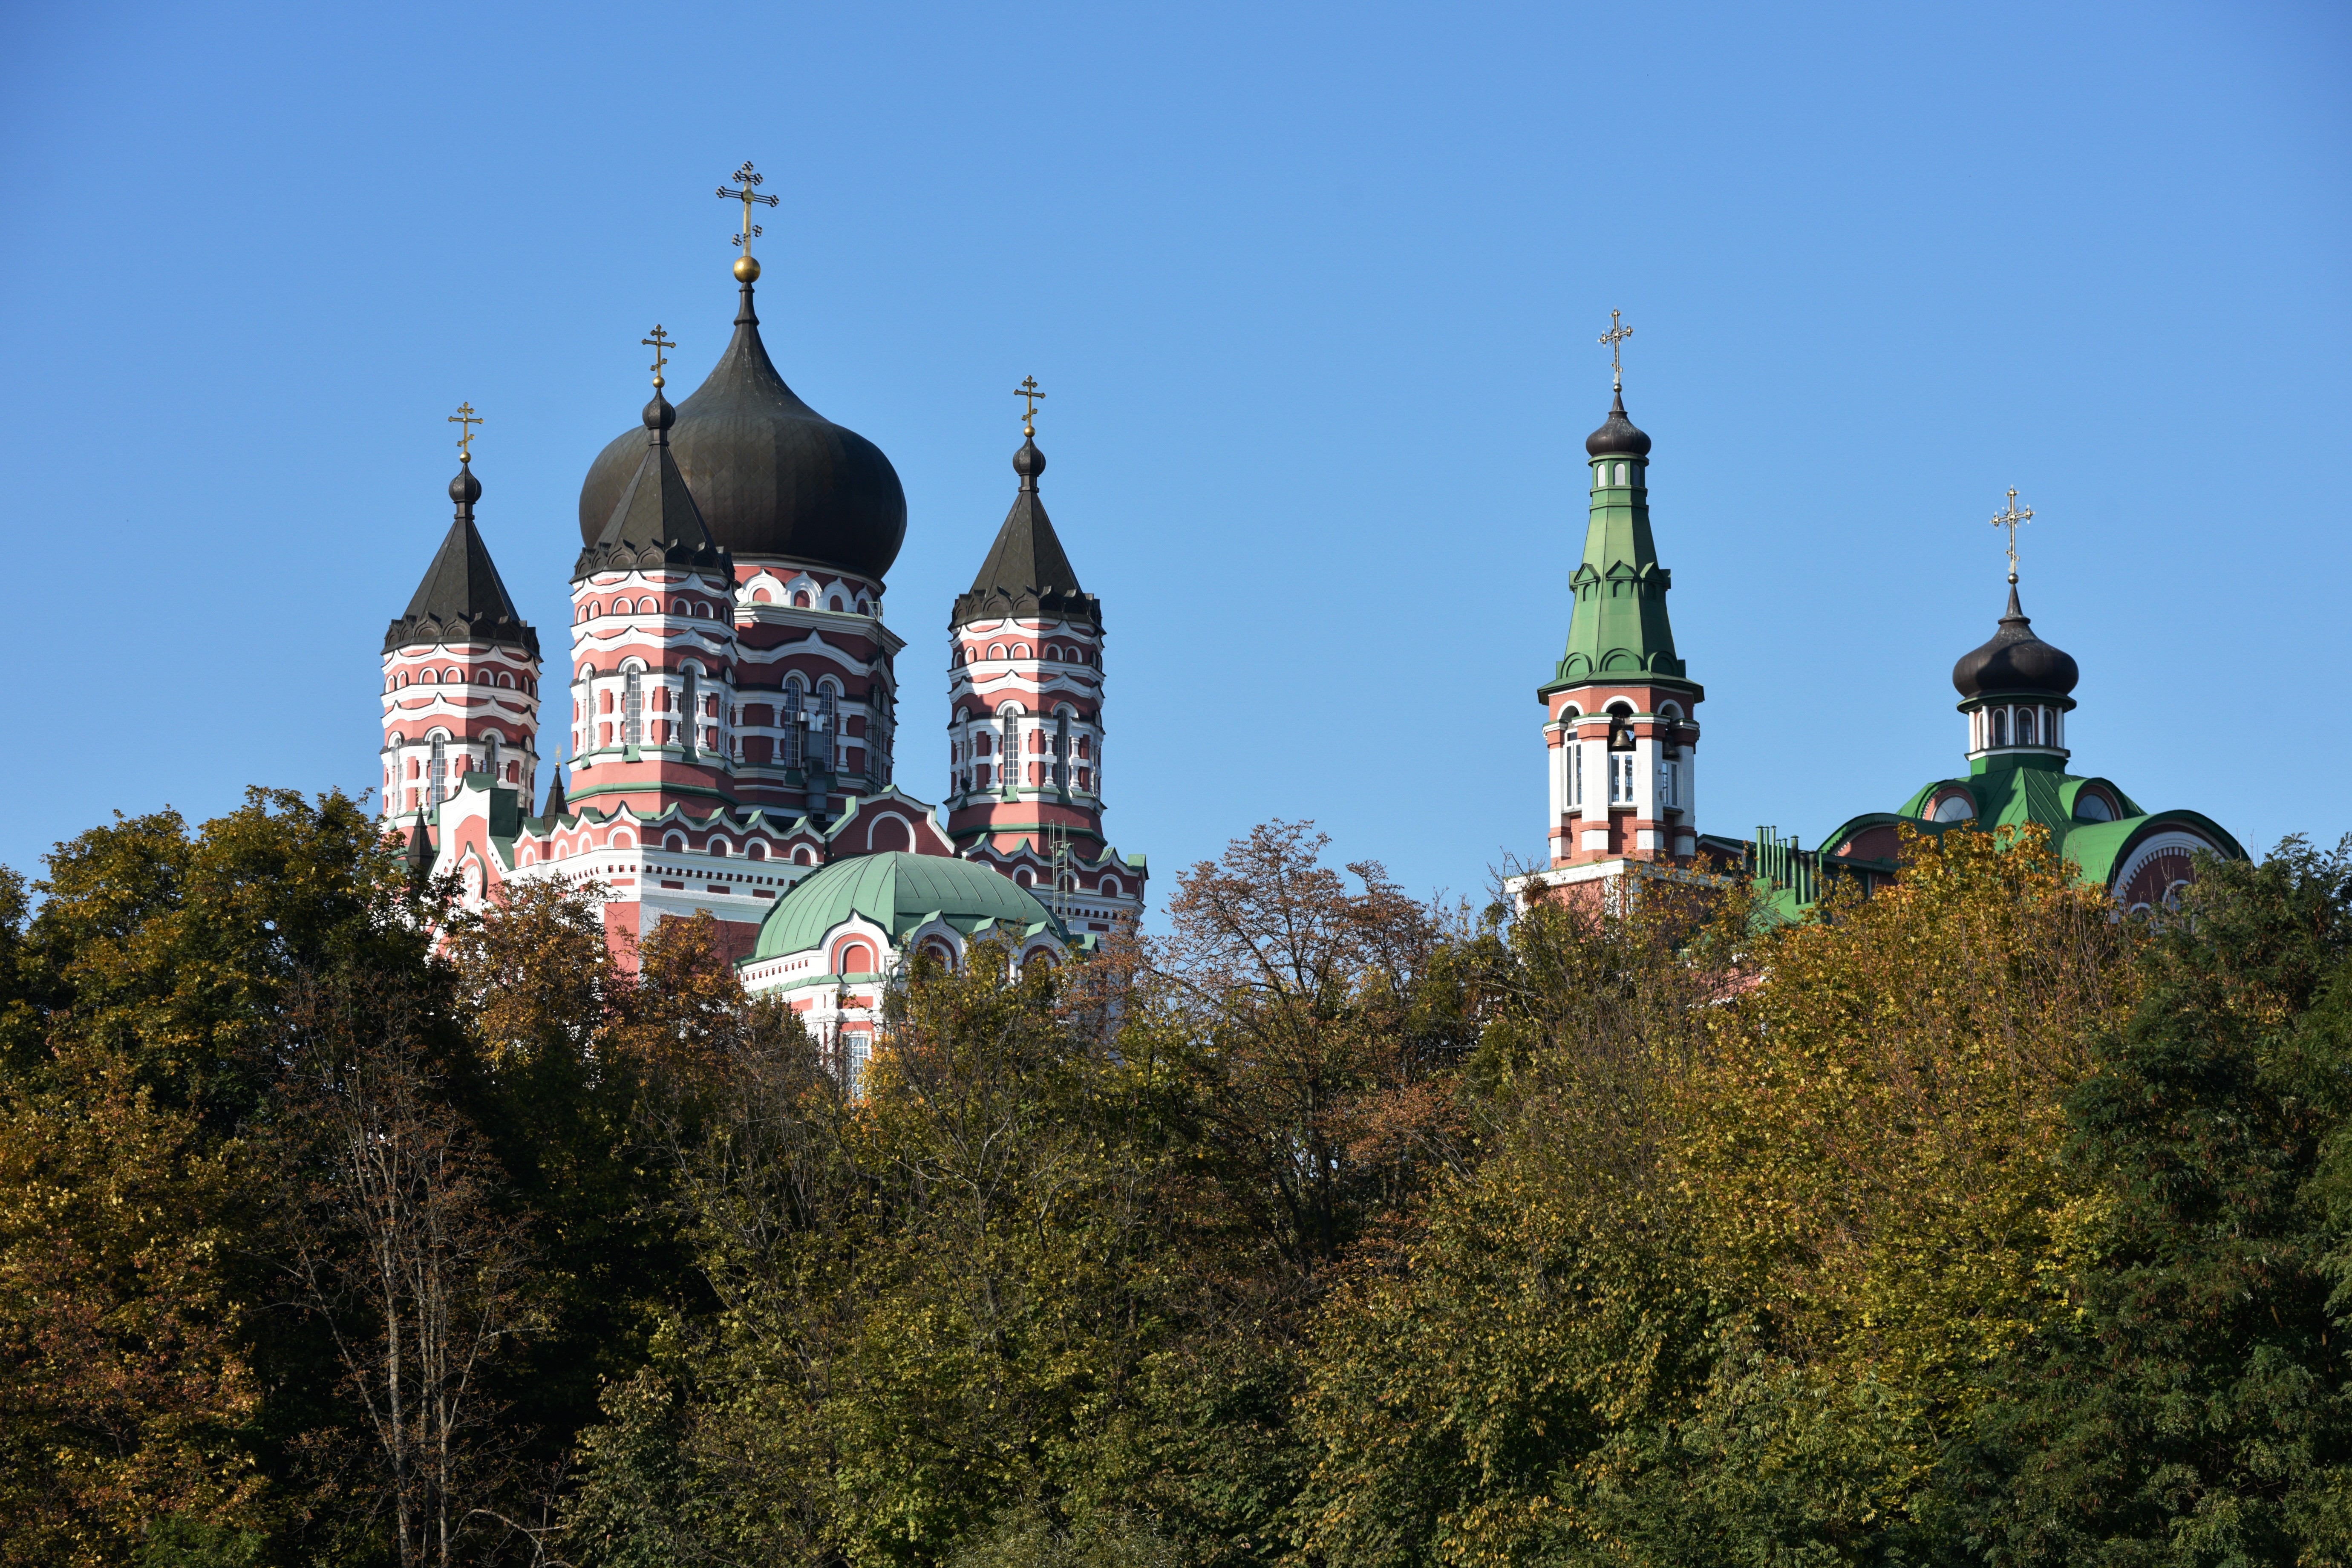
[954,418,1099,628]
[404,815,435,885]
[386,456,539,656]
[573,329,733,582]
[541,770,568,823]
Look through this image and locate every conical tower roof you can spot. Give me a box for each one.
[573,387,734,581]
[1542,389,1689,693]
[953,431,1099,627]
[385,461,538,656]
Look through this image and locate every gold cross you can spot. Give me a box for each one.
[1014,375,1046,434]
[447,401,482,463]
[643,325,674,389]
[1599,309,1633,390]
[716,161,779,255]
[1989,487,2034,583]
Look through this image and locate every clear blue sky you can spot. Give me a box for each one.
[3,1,2345,911]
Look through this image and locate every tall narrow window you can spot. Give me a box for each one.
[1001,712,1019,791]
[428,736,447,807]
[781,680,804,769]
[1568,741,1583,808]
[682,669,700,757]
[1991,709,2008,747]
[818,687,839,772]
[1053,713,1069,789]
[623,670,643,746]
[1610,752,1636,805]
[485,731,501,788]
[2015,707,2035,746]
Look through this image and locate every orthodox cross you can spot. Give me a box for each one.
[447,402,482,463]
[1989,487,2034,584]
[717,161,779,255]
[1014,375,1046,435]
[1599,309,1633,391]
[643,325,674,389]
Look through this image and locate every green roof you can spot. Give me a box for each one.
[1820,755,2245,892]
[1539,401,1692,696]
[746,851,1061,963]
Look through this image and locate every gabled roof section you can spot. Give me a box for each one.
[385,462,539,656]
[953,434,1101,627]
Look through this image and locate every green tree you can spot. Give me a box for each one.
[1944,837,2352,1565]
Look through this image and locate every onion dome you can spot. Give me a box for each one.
[1585,389,1653,457]
[573,384,734,582]
[749,850,1064,961]
[1951,584,2081,699]
[952,430,1100,628]
[384,459,539,657]
[576,274,906,577]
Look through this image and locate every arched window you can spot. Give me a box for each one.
[857,596,872,615]
[829,595,843,611]
[709,839,730,858]
[781,678,805,769]
[1014,868,1033,887]
[2015,707,2037,746]
[612,831,635,849]
[989,643,1006,660]
[1990,709,2009,747]
[837,941,874,975]
[477,670,492,686]
[1101,876,1121,897]
[485,731,502,788]
[1052,711,1070,789]
[421,669,438,684]
[664,833,685,852]
[622,669,644,746]
[747,841,767,861]
[428,735,448,806]
[1014,644,1030,658]
[682,668,700,756]
[753,588,772,603]
[1933,795,1977,823]
[817,685,839,769]
[922,938,956,968]
[499,672,515,688]
[445,668,461,683]
[793,845,814,865]
[793,591,810,608]
[1614,461,1629,485]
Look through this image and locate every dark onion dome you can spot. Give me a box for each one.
[1952,584,2081,699]
[952,432,1101,628]
[385,460,539,656]
[577,277,906,578]
[1585,389,1653,457]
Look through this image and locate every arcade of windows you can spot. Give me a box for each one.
[1972,702,2066,752]
[948,705,1097,796]
[1562,703,1684,813]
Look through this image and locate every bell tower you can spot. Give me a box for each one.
[380,420,541,825]
[944,383,1145,926]
[1527,319,1703,882]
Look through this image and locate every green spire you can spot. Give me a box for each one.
[1540,390,1691,695]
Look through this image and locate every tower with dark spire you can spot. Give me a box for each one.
[563,327,743,820]
[943,385,1144,927]
[380,432,541,824]
[1525,319,1705,882]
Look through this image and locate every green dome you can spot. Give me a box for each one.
[748,851,1058,962]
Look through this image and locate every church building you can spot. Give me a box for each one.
[1507,327,2242,916]
[380,169,1144,1017]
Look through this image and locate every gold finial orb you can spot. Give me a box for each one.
[734,253,761,283]
[652,374,665,389]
